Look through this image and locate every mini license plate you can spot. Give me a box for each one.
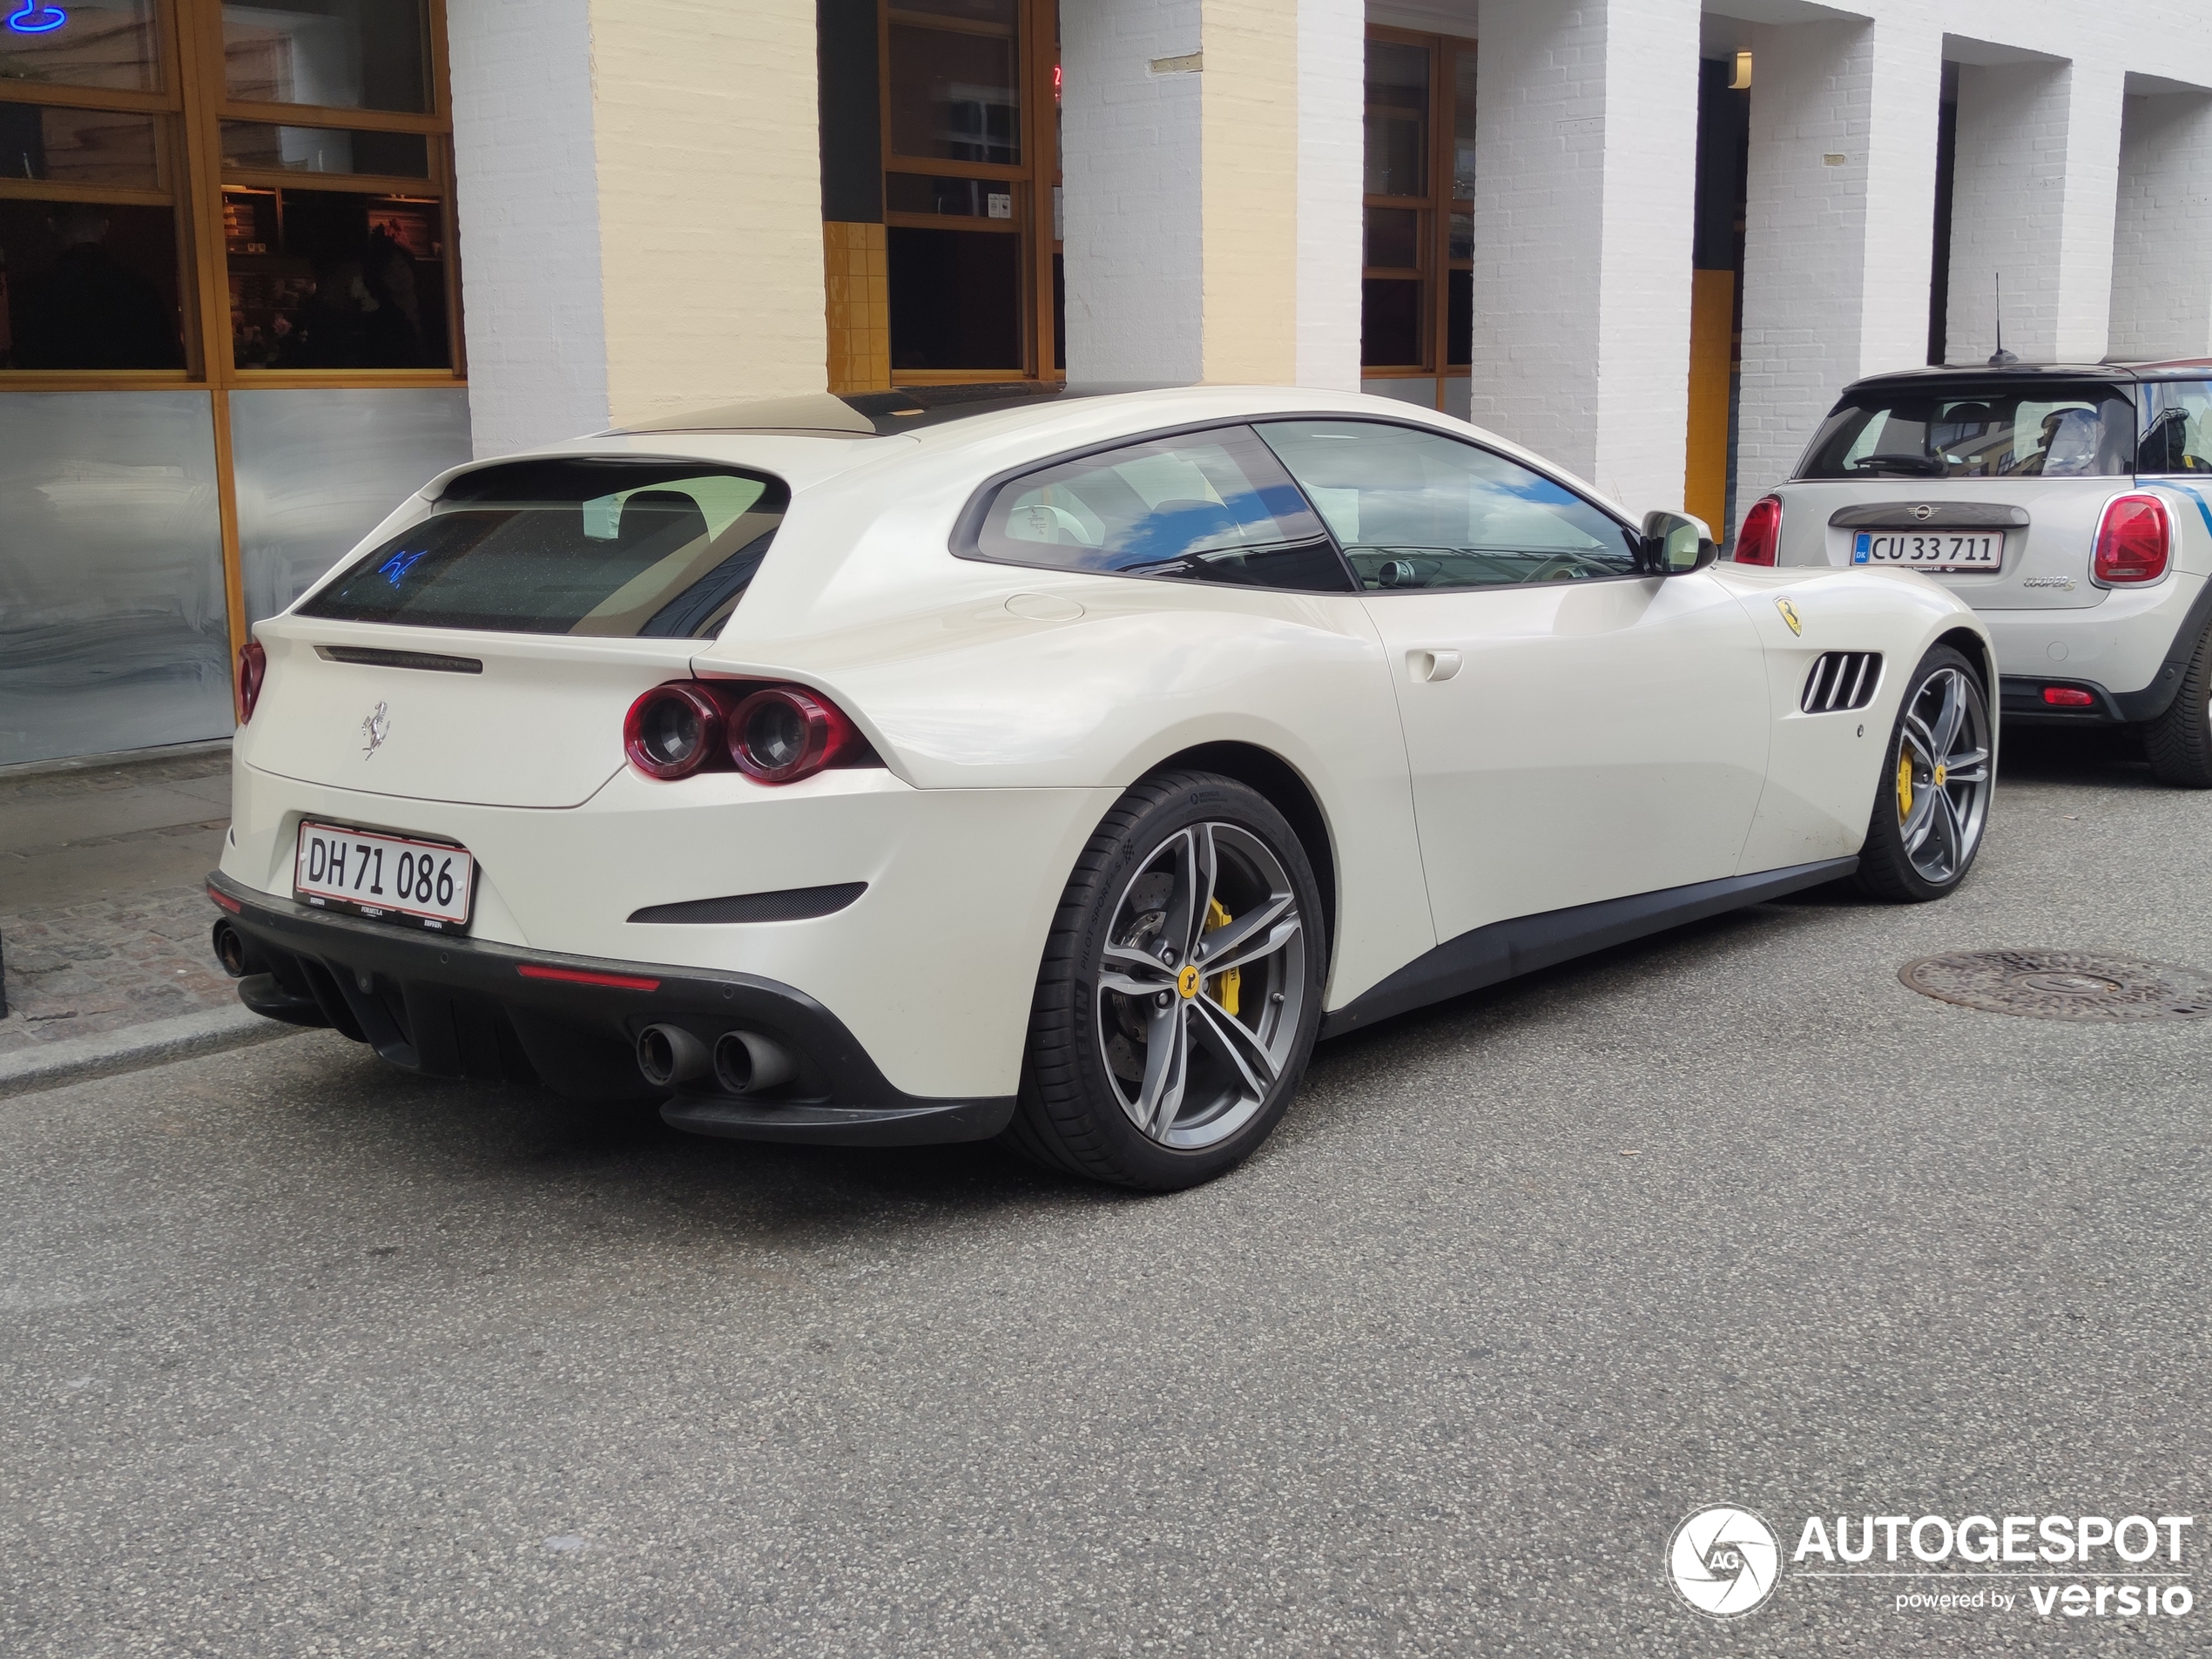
[293,820,475,931]
[1853,530,2003,571]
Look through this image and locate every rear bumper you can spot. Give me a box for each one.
[1983,571,2209,721]
[206,872,1015,1146]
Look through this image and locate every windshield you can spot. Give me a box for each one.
[296,459,786,637]
[1797,382,2135,481]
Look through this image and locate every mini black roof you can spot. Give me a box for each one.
[1845,359,2212,394]
[618,381,1173,437]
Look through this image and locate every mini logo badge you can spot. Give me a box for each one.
[1668,1505,1781,1618]
[1910,503,1935,521]
[1776,597,1803,636]
[361,700,390,759]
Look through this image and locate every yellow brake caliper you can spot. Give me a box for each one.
[1204,897,1240,1016]
[1896,754,1914,824]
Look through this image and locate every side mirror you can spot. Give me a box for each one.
[1642,509,1717,575]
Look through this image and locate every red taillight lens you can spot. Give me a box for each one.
[235,638,266,723]
[2043,686,2096,707]
[624,683,723,779]
[1734,495,1783,565]
[728,685,860,784]
[2093,494,2170,584]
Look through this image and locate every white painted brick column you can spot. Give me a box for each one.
[1062,0,1362,389]
[446,0,826,456]
[2109,90,2212,361]
[1465,0,1702,515]
[1945,57,2126,367]
[1734,13,1944,514]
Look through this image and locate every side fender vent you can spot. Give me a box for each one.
[1801,651,1882,713]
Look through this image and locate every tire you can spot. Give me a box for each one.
[1004,770,1326,1190]
[2144,617,2212,788]
[1854,645,1993,903]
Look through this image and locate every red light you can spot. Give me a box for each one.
[235,637,266,723]
[624,682,723,779]
[2042,686,2096,707]
[1735,496,1783,565]
[516,963,662,991]
[2093,495,2170,584]
[207,884,242,913]
[726,685,862,784]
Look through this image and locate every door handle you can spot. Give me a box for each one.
[1407,649,1461,683]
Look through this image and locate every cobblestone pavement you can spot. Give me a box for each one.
[0,747,235,1055]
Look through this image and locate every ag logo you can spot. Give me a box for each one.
[361,700,391,759]
[1667,1505,1780,1618]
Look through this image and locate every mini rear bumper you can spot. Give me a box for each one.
[206,871,1014,1147]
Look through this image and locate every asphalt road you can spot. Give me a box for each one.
[4,731,2208,1656]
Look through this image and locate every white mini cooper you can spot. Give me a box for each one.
[1735,361,2212,786]
[210,385,1993,1189]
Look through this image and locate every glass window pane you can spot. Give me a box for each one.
[1257,421,1642,590]
[297,460,788,638]
[222,0,429,115]
[973,425,1352,592]
[1447,267,1471,367]
[1447,210,1472,260]
[1360,277,1422,368]
[1364,206,1420,271]
[887,225,1021,371]
[2140,380,2212,474]
[1365,39,1427,198]
[0,0,158,94]
[887,19,1019,165]
[886,172,1015,219]
[0,199,182,368]
[224,185,448,368]
[1452,46,1478,199]
[0,101,159,187]
[1797,381,2135,479]
[219,120,428,177]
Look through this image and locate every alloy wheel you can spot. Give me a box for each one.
[1894,664,1991,885]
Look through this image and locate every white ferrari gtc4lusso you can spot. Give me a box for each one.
[210,385,1997,1189]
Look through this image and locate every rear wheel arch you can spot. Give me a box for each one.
[1145,742,1337,971]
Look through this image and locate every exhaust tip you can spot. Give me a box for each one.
[712,1029,796,1096]
[636,1022,710,1089]
[211,919,249,978]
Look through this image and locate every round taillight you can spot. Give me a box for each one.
[727,685,859,784]
[235,637,267,723]
[624,682,723,779]
[2094,494,2171,585]
[1734,495,1783,566]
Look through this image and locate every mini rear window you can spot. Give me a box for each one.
[297,459,787,637]
[1797,381,2136,481]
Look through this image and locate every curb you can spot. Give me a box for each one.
[0,1003,297,1100]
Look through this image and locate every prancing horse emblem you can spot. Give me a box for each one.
[1776,597,1803,637]
[361,700,390,758]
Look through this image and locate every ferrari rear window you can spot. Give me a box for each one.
[1797,381,2135,480]
[297,459,787,637]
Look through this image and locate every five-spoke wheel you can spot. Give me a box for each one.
[1858,645,1992,901]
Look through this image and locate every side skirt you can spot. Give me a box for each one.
[1319,857,1859,1038]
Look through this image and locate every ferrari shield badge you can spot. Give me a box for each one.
[1776,597,1803,637]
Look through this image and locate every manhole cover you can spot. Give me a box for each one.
[1899,950,2212,1022]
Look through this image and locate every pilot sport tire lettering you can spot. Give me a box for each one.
[1854,644,1992,903]
[2143,617,2212,789]
[1007,771,1325,1191]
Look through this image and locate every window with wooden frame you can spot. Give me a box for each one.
[879,0,1061,382]
[1361,26,1473,405]
[0,0,461,384]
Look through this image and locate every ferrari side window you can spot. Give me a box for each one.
[968,425,1355,592]
[1254,420,1642,590]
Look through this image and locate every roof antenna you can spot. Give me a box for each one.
[1988,273,2018,367]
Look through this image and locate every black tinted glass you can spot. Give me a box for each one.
[970,425,1354,592]
[298,461,786,637]
[1798,381,2135,480]
[2139,380,2212,475]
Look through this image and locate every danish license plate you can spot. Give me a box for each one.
[293,821,475,931]
[1853,530,2002,571]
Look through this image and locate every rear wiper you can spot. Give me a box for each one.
[1847,454,1945,476]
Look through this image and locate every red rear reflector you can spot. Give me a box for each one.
[207,885,242,913]
[2093,494,2171,584]
[516,964,662,991]
[2042,686,2096,707]
[1734,495,1783,565]
[235,637,266,723]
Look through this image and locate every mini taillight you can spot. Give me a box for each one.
[235,637,266,723]
[728,685,861,784]
[1735,495,1783,565]
[2094,495,2170,584]
[624,683,723,779]
[2043,686,2096,707]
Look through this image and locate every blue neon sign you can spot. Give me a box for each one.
[5,5,69,35]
